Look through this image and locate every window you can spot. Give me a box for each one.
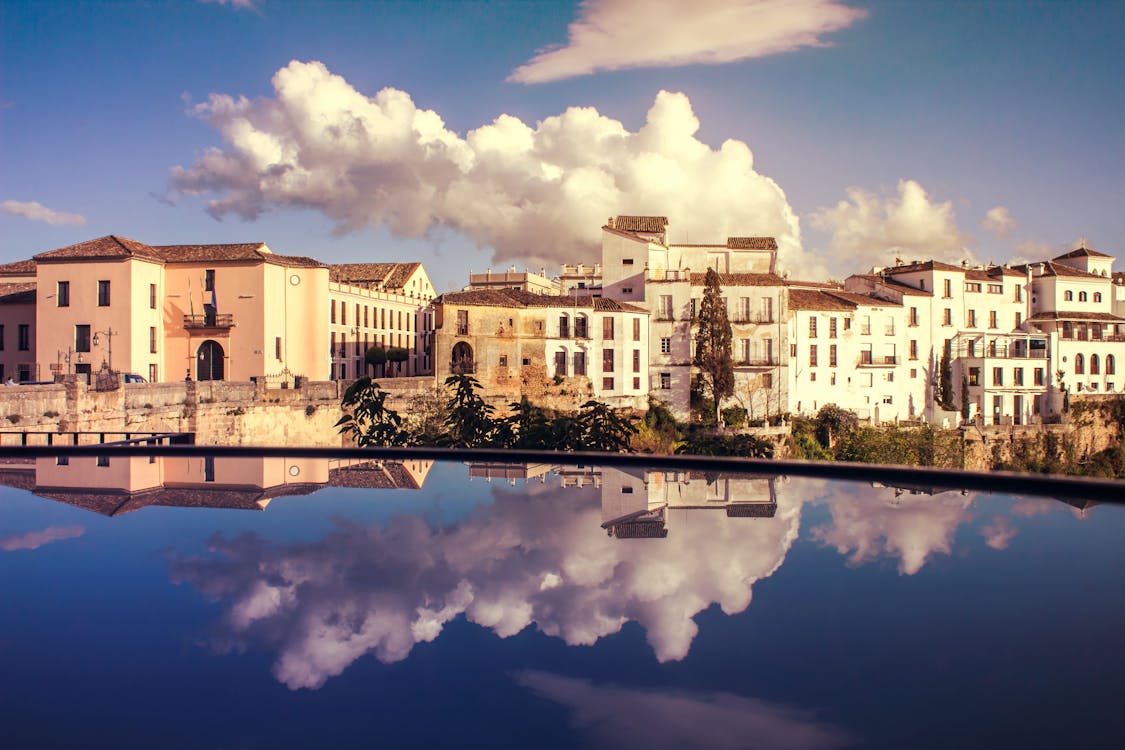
[603,349,614,372]
[1034,368,1045,386]
[809,317,818,337]
[1107,355,1116,375]
[967,309,977,327]
[943,278,952,298]
[554,350,567,377]
[829,317,837,338]
[633,350,641,373]
[909,307,918,326]
[1065,290,1074,301]
[203,269,215,293]
[57,281,70,307]
[810,372,816,382]
[654,371,670,390]
[331,300,337,323]
[861,315,871,335]
[97,280,110,307]
[829,344,837,367]
[1015,312,1022,329]
[17,324,29,351]
[603,377,614,390]
[658,295,674,319]
[988,283,1003,294]
[364,307,369,327]
[456,310,469,335]
[761,373,774,389]
[761,297,774,322]
[574,351,586,376]
[738,297,751,321]
[741,338,752,362]
[919,279,926,291]
[97,456,110,468]
[1095,292,1103,303]
[622,287,633,295]
[149,327,157,354]
[275,337,282,360]
[966,282,982,293]
[1014,284,1023,302]
[1075,353,1085,374]
[910,368,917,378]
[341,303,347,326]
[809,344,818,367]
[860,344,872,364]
[603,317,614,340]
[988,311,997,328]
[690,299,697,319]
[522,357,531,366]
[968,367,981,386]
[499,355,508,367]
[910,340,918,360]
[943,308,952,326]
[1091,354,1101,375]
[75,324,91,352]
[622,258,634,265]
[633,318,641,341]
[1014,368,1024,386]
[150,283,157,309]
[1079,291,1088,302]
[660,337,671,354]
[559,315,570,338]
[992,367,1003,386]
[575,315,588,338]
[844,317,852,331]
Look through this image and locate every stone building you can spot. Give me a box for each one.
[433,288,649,409]
[467,267,559,295]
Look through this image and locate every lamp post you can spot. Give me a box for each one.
[92,327,115,372]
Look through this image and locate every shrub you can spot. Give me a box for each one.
[305,404,316,417]
[676,429,773,458]
[721,406,746,429]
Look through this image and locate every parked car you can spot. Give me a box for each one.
[123,373,147,383]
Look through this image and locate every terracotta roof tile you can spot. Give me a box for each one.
[882,259,964,275]
[35,236,325,268]
[726,237,778,251]
[1054,246,1112,260]
[787,289,856,311]
[438,288,646,314]
[330,262,422,289]
[1027,311,1125,322]
[850,274,932,296]
[34,235,165,263]
[1012,261,1105,279]
[610,215,668,233]
[824,290,899,307]
[689,272,786,287]
[0,259,36,276]
[0,282,36,304]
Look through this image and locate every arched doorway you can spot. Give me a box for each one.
[197,340,225,381]
[451,341,474,374]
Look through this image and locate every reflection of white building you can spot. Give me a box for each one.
[600,467,777,539]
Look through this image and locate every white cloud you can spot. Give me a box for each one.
[810,179,972,273]
[0,525,85,551]
[981,205,1016,238]
[202,0,259,10]
[170,60,821,275]
[508,0,866,84]
[516,671,852,750]
[1,200,86,226]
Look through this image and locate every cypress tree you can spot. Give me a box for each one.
[694,268,735,425]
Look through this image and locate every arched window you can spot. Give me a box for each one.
[574,313,588,339]
[558,312,570,338]
[1091,354,1100,374]
[1079,291,1088,302]
[1075,353,1085,374]
[1107,354,1116,375]
[196,340,225,381]
[1094,292,1103,302]
[1065,290,1074,301]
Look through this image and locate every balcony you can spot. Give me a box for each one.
[450,361,475,375]
[736,357,779,367]
[858,354,898,366]
[733,315,775,324]
[646,269,689,282]
[183,313,234,329]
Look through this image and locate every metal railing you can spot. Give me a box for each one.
[183,313,234,329]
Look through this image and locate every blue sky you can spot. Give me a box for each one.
[2,0,1123,290]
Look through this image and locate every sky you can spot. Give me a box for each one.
[2,0,1124,291]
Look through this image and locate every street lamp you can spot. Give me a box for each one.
[92,328,116,372]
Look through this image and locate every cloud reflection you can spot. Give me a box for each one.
[515,671,853,750]
[0,525,85,551]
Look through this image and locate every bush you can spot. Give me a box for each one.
[676,429,773,458]
[721,406,746,429]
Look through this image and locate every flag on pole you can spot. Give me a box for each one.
[188,276,195,317]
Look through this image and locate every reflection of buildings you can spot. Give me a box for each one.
[0,456,432,516]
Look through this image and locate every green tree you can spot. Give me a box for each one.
[336,377,412,446]
[938,348,954,410]
[441,374,498,447]
[387,346,409,375]
[365,345,387,377]
[576,400,637,451]
[814,404,858,449]
[694,268,735,424]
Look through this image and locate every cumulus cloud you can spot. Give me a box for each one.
[516,671,852,750]
[0,525,85,551]
[979,516,1017,550]
[170,473,804,689]
[810,179,972,273]
[169,60,819,275]
[1,200,86,226]
[981,205,1016,239]
[509,0,866,84]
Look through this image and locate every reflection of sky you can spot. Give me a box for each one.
[0,465,1123,748]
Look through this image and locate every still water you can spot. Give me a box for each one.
[0,455,1121,749]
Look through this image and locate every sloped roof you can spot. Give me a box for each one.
[610,215,668,233]
[1027,311,1125,322]
[689,272,786,287]
[329,461,424,490]
[882,259,964,275]
[438,288,646,313]
[593,298,648,313]
[1055,246,1111,260]
[1011,261,1105,279]
[825,290,898,307]
[850,274,932,297]
[788,289,855,311]
[330,262,423,289]
[34,235,165,263]
[0,259,36,276]
[0,282,36,304]
[727,237,778,251]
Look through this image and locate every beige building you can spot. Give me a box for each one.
[0,281,36,382]
[467,266,559,295]
[328,263,436,380]
[433,288,649,409]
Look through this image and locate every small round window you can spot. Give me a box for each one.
[290,274,301,286]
